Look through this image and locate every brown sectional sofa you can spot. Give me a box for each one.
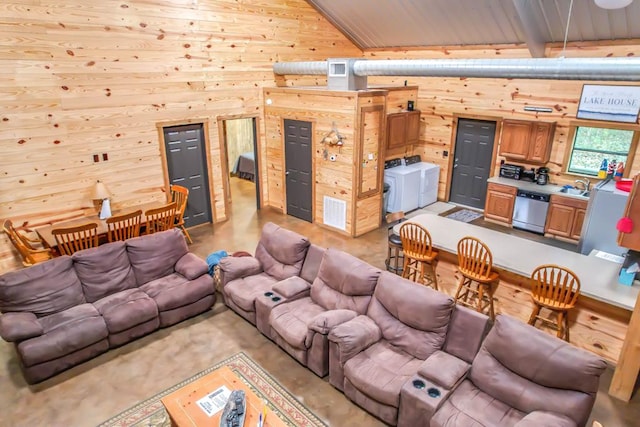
[221,222,608,427]
[0,229,214,384]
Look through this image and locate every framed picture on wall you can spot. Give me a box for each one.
[577,84,640,123]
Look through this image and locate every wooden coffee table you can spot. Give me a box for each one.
[161,365,287,427]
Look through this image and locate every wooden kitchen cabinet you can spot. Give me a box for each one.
[545,195,588,242]
[500,119,555,163]
[386,110,420,149]
[484,182,517,224]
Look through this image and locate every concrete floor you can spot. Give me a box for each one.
[0,177,638,426]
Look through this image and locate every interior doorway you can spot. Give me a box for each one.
[449,118,497,209]
[221,117,260,215]
[162,123,212,227]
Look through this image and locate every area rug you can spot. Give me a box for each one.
[445,209,483,223]
[97,352,327,427]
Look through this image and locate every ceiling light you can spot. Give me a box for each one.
[594,0,633,9]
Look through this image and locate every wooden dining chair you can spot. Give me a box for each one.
[145,202,177,235]
[106,209,142,242]
[52,222,99,255]
[454,236,500,320]
[399,222,439,290]
[2,219,54,266]
[170,184,192,243]
[528,264,581,342]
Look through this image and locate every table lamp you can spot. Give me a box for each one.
[93,180,112,219]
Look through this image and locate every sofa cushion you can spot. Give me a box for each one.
[140,273,214,312]
[344,340,423,408]
[223,273,278,312]
[126,229,188,285]
[93,289,158,333]
[0,256,85,317]
[430,380,526,427]
[254,222,310,281]
[270,297,326,350]
[368,272,454,360]
[72,241,137,303]
[16,304,108,367]
[311,248,380,313]
[299,244,326,284]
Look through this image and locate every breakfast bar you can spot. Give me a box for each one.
[396,213,639,310]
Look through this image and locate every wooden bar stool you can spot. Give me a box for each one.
[454,236,499,320]
[399,222,439,290]
[384,211,405,275]
[528,264,580,342]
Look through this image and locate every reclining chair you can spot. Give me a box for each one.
[219,222,310,325]
[268,248,381,377]
[430,314,607,427]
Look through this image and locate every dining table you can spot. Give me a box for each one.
[36,201,166,249]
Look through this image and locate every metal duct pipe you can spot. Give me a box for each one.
[273,58,640,81]
[273,61,327,75]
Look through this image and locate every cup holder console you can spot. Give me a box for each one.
[427,387,441,398]
[264,292,274,297]
[412,379,426,389]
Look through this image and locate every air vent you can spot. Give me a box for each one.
[323,196,347,230]
[327,58,367,91]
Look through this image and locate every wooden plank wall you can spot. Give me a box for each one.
[0,0,361,271]
[363,42,640,200]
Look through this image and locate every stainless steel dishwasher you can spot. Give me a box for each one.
[512,189,550,234]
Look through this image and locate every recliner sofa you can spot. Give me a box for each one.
[0,229,214,384]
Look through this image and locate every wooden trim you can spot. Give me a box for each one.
[609,290,640,401]
[155,118,217,223]
[355,105,385,200]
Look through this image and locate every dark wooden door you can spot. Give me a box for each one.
[449,119,496,209]
[284,119,312,222]
[163,123,212,227]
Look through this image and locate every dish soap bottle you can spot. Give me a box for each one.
[598,159,608,179]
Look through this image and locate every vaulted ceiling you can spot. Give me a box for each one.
[306,0,639,57]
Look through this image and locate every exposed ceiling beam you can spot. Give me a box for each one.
[512,0,547,58]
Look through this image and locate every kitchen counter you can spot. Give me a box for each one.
[487,176,589,201]
[395,214,638,311]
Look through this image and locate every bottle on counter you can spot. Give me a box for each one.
[607,159,617,177]
[598,159,608,179]
[614,161,625,181]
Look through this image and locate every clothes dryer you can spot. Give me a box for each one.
[404,162,440,207]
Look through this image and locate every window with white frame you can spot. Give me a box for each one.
[567,125,636,177]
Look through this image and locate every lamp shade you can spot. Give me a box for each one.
[92,180,111,200]
[594,0,633,9]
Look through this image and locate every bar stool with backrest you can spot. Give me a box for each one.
[528,264,580,342]
[384,211,405,275]
[2,219,54,266]
[399,222,439,290]
[170,184,192,243]
[454,236,500,320]
[145,202,177,235]
[52,222,99,255]
[106,209,142,242]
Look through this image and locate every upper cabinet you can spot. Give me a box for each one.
[386,110,420,150]
[500,119,555,164]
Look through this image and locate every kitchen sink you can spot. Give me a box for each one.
[558,187,590,198]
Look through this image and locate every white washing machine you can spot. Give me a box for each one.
[384,161,421,213]
[404,160,440,208]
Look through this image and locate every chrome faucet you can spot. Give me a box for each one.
[575,179,590,192]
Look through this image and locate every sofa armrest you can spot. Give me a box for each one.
[418,350,470,390]
[328,315,381,363]
[175,253,209,280]
[0,312,43,342]
[514,411,576,427]
[272,276,311,299]
[218,256,263,285]
[304,309,358,348]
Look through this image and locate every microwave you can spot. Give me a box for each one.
[499,164,524,180]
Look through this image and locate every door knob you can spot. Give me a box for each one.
[285,171,290,175]
[454,164,458,168]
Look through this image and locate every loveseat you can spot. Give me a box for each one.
[0,229,214,384]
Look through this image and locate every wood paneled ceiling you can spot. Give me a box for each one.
[306,0,639,57]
